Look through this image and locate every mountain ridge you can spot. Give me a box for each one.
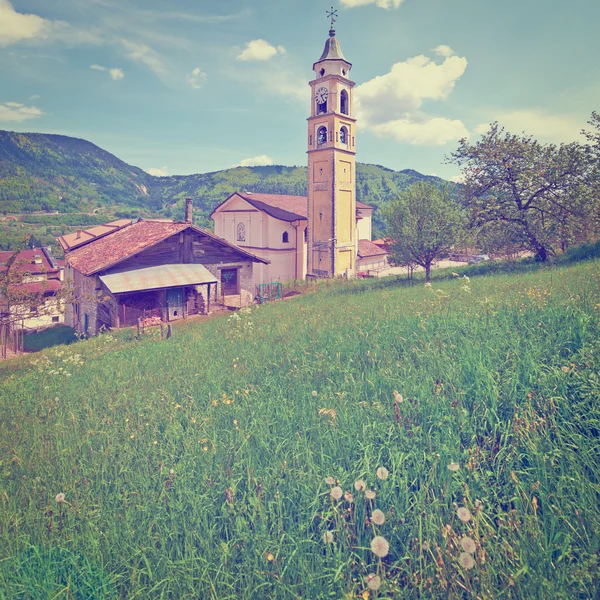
[0,129,452,234]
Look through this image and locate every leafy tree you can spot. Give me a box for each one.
[448,122,593,261]
[384,182,465,282]
[582,111,600,236]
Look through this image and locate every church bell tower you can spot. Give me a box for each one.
[307,17,357,278]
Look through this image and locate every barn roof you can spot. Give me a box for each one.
[57,219,133,251]
[100,264,218,294]
[66,220,268,276]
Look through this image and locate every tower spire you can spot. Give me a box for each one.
[326,6,338,36]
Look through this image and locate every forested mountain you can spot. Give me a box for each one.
[0,130,450,235]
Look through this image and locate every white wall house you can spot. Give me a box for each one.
[212,192,382,288]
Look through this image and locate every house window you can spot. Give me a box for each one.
[340,126,348,144]
[237,222,246,242]
[282,231,289,243]
[304,228,308,242]
[317,126,327,146]
[52,316,59,323]
[340,90,349,115]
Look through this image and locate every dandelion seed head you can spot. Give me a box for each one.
[354,479,366,492]
[457,507,472,522]
[371,508,385,525]
[460,536,476,554]
[370,535,390,557]
[459,552,475,569]
[393,390,403,403]
[323,531,334,544]
[447,462,460,472]
[312,390,318,397]
[344,491,354,503]
[330,486,343,500]
[365,489,376,500]
[366,573,381,590]
[376,466,389,480]
[55,493,65,504]
[325,476,335,485]
[169,469,175,477]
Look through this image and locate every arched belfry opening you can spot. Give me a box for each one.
[340,90,348,115]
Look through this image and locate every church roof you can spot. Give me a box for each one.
[236,192,308,222]
[317,28,349,63]
[230,192,374,223]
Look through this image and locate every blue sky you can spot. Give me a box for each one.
[1,0,598,182]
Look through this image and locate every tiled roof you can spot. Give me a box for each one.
[0,248,60,277]
[11,279,62,295]
[67,221,187,275]
[67,220,269,276]
[57,219,133,251]
[358,239,388,258]
[356,201,373,211]
[217,192,373,222]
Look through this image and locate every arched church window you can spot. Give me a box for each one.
[340,126,348,145]
[340,90,349,115]
[317,126,327,146]
[282,231,289,243]
[237,222,246,242]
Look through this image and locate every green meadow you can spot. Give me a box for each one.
[1,261,599,599]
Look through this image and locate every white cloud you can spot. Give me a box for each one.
[340,0,405,8]
[450,174,466,184]
[0,0,99,47]
[90,64,124,80]
[433,45,454,57]
[109,67,124,80]
[354,51,469,145]
[187,67,207,89]
[236,39,285,61]
[481,109,584,142]
[29,94,40,100]
[121,39,165,77]
[0,101,44,122]
[370,117,469,146]
[235,155,274,167]
[146,166,168,177]
[0,0,56,47]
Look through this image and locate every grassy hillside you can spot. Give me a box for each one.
[0,130,448,237]
[1,262,599,598]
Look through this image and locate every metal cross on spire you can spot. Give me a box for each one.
[326,6,338,29]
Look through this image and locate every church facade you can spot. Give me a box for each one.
[211,25,387,288]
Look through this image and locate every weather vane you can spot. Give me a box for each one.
[326,6,338,28]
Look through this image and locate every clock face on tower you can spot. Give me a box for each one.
[315,87,328,105]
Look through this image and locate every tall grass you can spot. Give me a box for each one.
[1,261,599,598]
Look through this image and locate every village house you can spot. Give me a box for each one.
[59,200,268,336]
[0,246,65,331]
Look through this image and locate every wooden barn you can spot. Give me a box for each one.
[60,201,268,336]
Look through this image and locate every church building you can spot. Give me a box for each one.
[211,23,388,287]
